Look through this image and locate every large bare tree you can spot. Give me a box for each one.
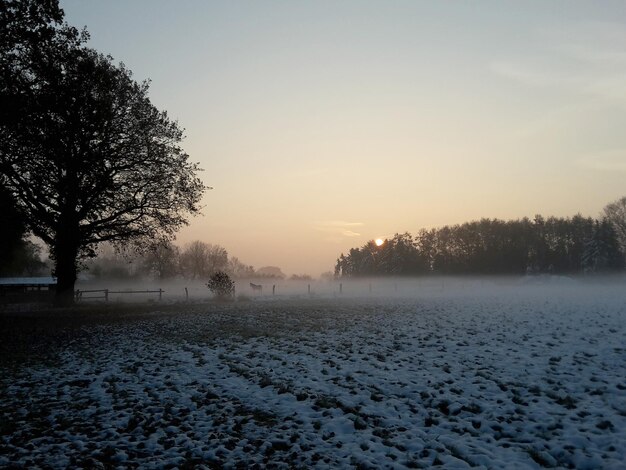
[0,1,206,304]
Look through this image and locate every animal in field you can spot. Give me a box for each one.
[250,282,262,293]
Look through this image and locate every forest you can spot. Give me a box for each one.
[335,210,625,277]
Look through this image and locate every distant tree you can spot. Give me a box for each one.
[567,214,596,271]
[205,244,229,275]
[582,218,624,274]
[256,266,285,279]
[0,3,205,304]
[180,241,228,279]
[603,196,626,258]
[141,240,180,280]
[336,233,427,277]
[206,271,234,300]
[528,215,549,272]
[335,244,377,277]
[383,233,428,275]
[335,214,614,277]
[227,256,256,278]
[415,229,437,272]
[179,241,208,279]
[85,244,139,280]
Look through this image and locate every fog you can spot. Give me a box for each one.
[75,274,626,305]
[10,274,626,468]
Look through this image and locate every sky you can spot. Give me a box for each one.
[61,1,626,276]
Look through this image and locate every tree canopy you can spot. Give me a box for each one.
[336,214,625,278]
[0,0,206,303]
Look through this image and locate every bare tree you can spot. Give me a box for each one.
[206,244,229,275]
[604,196,626,255]
[0,2,206,304]
[141,240,180,280]
[227,256,256,278]
[180,241,209,279]
[180,241,228,279]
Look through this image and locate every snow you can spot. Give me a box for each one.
[1,284,625,468]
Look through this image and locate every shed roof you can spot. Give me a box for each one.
[0,277,57,286]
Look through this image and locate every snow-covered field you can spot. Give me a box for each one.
[1,283,625,468]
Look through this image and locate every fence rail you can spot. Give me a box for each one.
[75,288,164,302]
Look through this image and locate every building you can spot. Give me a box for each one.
[0,277,57,303]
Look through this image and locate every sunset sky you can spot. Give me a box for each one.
[61,1,626,276]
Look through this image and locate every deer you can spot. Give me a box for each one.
[249,282,262,294]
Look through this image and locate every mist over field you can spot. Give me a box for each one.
[2,277,625,467]
[3,0,626,468]
[74,273,626,304]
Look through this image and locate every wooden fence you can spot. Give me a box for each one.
[75,289,164,302]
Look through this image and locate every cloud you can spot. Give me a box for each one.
[490,21,626,107]
[286,168,328,179]
[317,221,364,227]
[489,61,570,88]
[508,100,595,139]
[544,21,626,58]
[583,75,626,103]
[555,44,626,66]
[314,221,364,238]
[575,150,626,172]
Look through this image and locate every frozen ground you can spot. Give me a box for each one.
[1,284,625,468]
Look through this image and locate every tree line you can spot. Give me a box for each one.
[83,241,287,281]
[335,199,626,278]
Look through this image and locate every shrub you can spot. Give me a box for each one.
[207,271,235,300]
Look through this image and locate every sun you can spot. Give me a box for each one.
[375,238,384,246]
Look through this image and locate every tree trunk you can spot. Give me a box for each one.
[53,236,79,307]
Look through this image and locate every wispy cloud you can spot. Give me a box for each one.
[490,21,626,107]
[554,44,626,66]
[489,61,572,88]
[314,221,364,238]
[317,221,364,228]
[508,100,596,139]
[286,168,328,179]
[491,21,626,143]
[576,149,626,172]
[340,230,361,237]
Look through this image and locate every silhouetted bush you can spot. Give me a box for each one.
[207,271,235,300]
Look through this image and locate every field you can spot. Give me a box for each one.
[1,281,625,469]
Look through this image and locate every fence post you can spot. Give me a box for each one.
[339,283,342,294]
[185,287,188,301]
[308,284,311,295]
[159,288,163,301]
[272,284,276,295]
[105,289,109,302]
